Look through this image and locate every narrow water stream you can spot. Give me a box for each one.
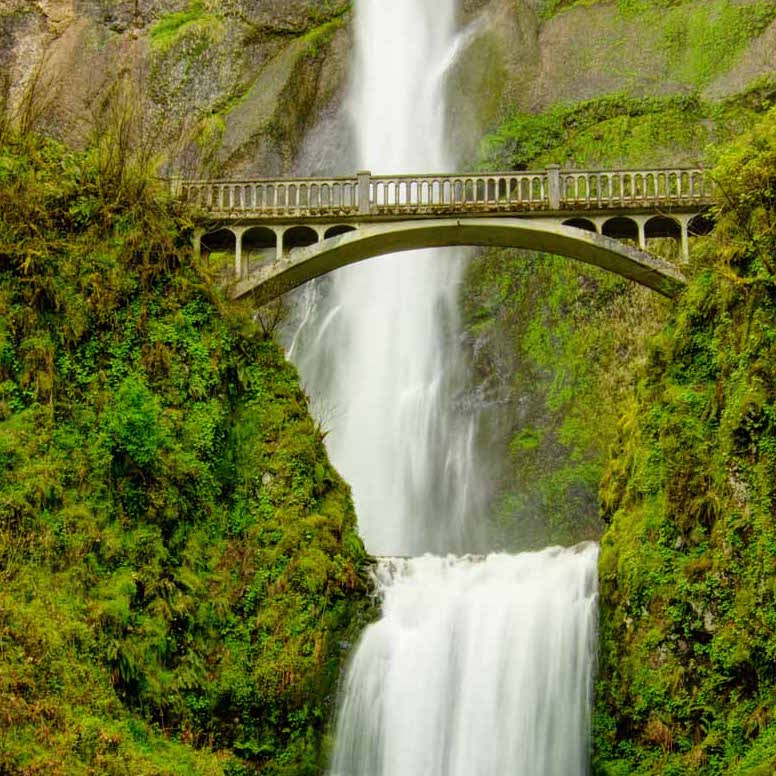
[288,1,600,773]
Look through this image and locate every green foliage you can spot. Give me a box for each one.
[299,14,349,58]
[539,0,776,89]
[593,108,776,775]
[662,1,776,88]
[0,131,371,774]
[480,84,776,171]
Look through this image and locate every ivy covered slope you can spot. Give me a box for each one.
[0,131,370,775]
[594,108,776,775]
[465,80,776,550]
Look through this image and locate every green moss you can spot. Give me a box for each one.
[662,1,776,88]
[593,108,776,776]
[299,11,349,57]
[479,83,776,171]
[150,0,224,52]
[539,0,776,89]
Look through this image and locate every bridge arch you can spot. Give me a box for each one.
[229,218,686,305]
[201,227,236,253]
[200,228,238,274]
[645,215,681,240]
[243,226,277,252]
[602,216,639,242]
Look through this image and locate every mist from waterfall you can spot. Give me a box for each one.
[287,1,599,773]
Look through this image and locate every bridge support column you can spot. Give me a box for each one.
[680,217,690,265]
[232,226,248,279]
[276,227,286,260]
[275,227,285,260]
[192,228,205,259]
[635,217,647,250]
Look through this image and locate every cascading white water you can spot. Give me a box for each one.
[330,545,599,776]
[289,0,480,557]
[287,1,599,772]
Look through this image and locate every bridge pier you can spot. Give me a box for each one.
[276,227,285,261]
[232,226,248,278]
[192,228,205,260]
[679,216,691,265]
[634,216,648,251]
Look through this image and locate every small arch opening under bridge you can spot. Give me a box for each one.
[325,224,358,240]
[602,217,639,242]
[562,218,597,234]
[200,228,236,273]
[284,226,319,252]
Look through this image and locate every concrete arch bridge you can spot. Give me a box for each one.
[179,166,714,304]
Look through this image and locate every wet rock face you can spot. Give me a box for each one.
[80,0,184,32]
[232,0,349,31]
[0,0,350,174]
[3,0,774,175]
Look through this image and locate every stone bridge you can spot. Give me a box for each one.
[179,166,714,302]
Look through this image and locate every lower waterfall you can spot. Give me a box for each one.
[330,546,599,776]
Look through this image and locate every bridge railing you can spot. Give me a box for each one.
[176,167,712,217]
[179,176,362,216]
[368,171,550,212]
[558,169,711,207]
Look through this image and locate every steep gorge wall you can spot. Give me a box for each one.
[4,0,775,176]
[0,0,353,175]
[452,0,776,549]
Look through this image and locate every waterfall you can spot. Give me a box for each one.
[287,0,600,772]
[330,546,599,776]
[289,0,481,557]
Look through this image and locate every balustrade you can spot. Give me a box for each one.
[558,169,712,207]
[175,167,711,218]
[180,177,361,215]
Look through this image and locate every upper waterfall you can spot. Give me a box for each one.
[289,0,483,556]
